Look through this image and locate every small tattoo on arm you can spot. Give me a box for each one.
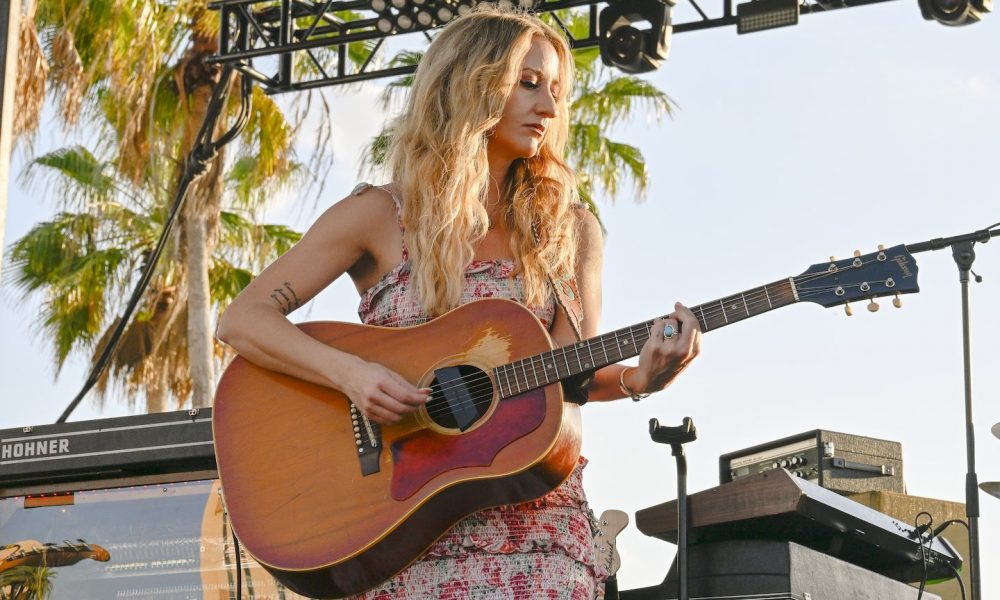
[271,282,302,315]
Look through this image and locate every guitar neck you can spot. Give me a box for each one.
[493,278,798,399]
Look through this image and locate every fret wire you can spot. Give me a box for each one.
[530,355,540,388]
[493,366,507,398]
[562,347,572,378]
[742,292,750,317]
[696,305,709,332]
[764,285,773,309]
[583,341,595,371]
[515,360,526,395]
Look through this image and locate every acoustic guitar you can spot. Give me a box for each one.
[212,245,919,598]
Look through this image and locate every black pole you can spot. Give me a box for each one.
[906,226,1000,600]
[952,240,982,600]
[672,441,689,600]
[648,417,697,600]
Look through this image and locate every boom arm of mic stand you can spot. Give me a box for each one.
[906,227,998,254]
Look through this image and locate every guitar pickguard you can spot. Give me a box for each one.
[389,389,547,501]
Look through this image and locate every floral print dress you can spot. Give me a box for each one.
[347,184,605,599]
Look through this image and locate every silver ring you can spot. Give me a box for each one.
[663,324,675,339]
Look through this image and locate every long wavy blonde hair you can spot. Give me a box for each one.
[386,6,578,317]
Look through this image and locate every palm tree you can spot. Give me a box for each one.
[0,565,54,599]
[8,143,302,411]
[10,0,342,409]
[362,10,674,210]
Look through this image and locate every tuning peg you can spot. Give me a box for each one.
[844,303,854,317]
[867,299,880,313]
[830,256,836,262]
[853,250,862,257]
[892,293,902,309]
[878,244,886,251]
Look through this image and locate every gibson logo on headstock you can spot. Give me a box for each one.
[892,255,914,279]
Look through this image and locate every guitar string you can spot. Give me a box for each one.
[418,274,892,422]
[417,260,900,420]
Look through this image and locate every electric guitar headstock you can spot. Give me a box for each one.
[593,509,629,578]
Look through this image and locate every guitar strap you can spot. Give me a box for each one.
[547,269,584,342]
[540,210,593,405]
[549,269,592,405]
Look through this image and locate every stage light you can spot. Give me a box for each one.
[599,0,675,74]
[437,4,456,22]
[396,11,415,29]
[919,0,991,25]
[457,0,477,17]
[736,0,800,33]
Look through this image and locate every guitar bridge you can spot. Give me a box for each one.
[350,403,382,476]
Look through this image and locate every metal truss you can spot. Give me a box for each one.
[207,0,901,93]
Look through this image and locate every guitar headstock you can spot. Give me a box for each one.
[593,509,629,577]
[796,244,919,313]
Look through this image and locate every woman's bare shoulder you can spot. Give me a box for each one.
[310,183,399,235]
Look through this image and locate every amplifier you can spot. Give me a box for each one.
[719,429,905,495]
[0,409,215,494]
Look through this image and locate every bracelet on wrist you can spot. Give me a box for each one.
[619,366,650,402]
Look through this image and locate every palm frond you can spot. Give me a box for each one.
[14,11,49,142]
[22,146,116,198]
[380,50,422,109]
[573,75,674,129]
[569,123,649,199]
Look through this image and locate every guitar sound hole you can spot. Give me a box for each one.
[426,365,494,432]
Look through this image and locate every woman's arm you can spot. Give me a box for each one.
[550,208,701,402]
[216,186,428,423]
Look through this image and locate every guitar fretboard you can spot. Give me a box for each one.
[493,278,798,399]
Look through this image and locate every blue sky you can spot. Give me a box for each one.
[2,3,998,596]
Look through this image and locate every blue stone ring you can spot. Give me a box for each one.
[663,324,676,339]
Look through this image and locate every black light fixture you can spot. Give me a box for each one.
[919,0,992,25]
[736,0,800,34]
[369,0,482,32]
[599,0,675,74]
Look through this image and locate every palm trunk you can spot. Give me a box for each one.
[183,212,215,408]
[177,26,225,409]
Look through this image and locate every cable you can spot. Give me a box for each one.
[914,511,933,600]
[948,563,968,600]
[55,67,252,424]
[235,530,243,600]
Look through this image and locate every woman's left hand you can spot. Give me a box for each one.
[629,302,702,395]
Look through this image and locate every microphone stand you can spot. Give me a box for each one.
[648,417,697,600]
[906,225,999,600]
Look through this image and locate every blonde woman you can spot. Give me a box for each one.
[217,6,700,598]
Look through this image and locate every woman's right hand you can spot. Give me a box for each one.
[341,359,430,424]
